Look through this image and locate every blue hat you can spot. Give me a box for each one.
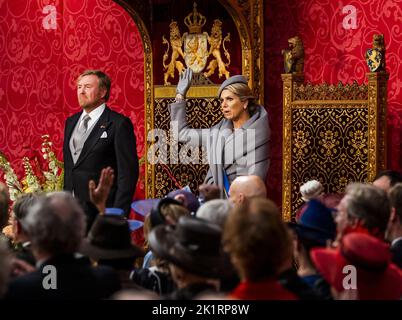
[288,199,336,245]
[104,207,125,216]
[131,199,160,217]
[217,75,248,98]
[128,220,144,231]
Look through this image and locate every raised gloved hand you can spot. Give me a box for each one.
[176,68,193,97]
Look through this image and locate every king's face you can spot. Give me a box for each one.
[77,74,106,112]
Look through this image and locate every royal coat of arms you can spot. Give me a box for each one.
[162,2,231,85]
[365,34,386,72]
[366,48,382,72]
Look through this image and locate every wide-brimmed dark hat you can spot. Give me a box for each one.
[149,197,183,228]
[80,215,145,260]
[148,216,223,278]
[289,199,336,245]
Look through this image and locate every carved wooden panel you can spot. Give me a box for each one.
[282,73,388,221]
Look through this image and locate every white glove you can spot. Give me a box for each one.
[176,68,193,97]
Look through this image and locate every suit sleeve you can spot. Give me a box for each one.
[113,117,139,216]
[63,117,72,191]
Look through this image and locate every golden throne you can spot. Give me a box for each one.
[281,36,389,221]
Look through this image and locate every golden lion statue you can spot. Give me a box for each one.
[282,36,304,73]
[163,21,185,85]
[203,19,230,79]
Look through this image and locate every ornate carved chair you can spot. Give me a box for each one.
[281,35,388,221]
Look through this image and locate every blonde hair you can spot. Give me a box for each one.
[221,83,257,115]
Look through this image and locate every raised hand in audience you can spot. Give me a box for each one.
[89,167,115,214]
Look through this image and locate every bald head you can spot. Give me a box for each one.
[229,175,267,205]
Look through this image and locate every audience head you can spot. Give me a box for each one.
[24,191,86,259]
[196,199,232,228]
[373,170,402,192]
[0,239,11,298]
[144,198,190,239]
[386,183,402,241]
[223,197,292,281]
[229,175,267,205]
[112,288,159,300]
[0,182,9,230]
[198,184,223,202]
[148,216,223,288]
[311,232,402,300]
[11,192,43,243]
[167,189,200,214]
[290,199,336,247]
[300,180,324,202]
[335,183,390,238]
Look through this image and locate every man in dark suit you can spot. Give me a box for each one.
[63,70,139,224]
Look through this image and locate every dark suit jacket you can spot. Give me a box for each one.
[391,238,402,269]
[63,106,139,221]
[5,255,121,299]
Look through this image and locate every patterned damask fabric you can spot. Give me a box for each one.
[152,98,222,196]
[0,0,145,199]
[291,106,369,214]
[265,0,402,207]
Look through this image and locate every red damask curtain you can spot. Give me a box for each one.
[0,0,145,199]
[265,0,402,206]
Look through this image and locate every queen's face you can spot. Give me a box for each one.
[220,89,248,122]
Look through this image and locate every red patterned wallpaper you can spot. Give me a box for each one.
[2,0,402,209]
[0,0,145,198]
[265,0,402,207]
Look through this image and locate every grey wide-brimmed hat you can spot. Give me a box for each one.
[217,75,248,98]
[148,216,224,278]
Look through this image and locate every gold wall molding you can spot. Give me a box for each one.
[113,0,154,200]
[219,0,264,103]
[154,85,218,98]
[282,72,388,222]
